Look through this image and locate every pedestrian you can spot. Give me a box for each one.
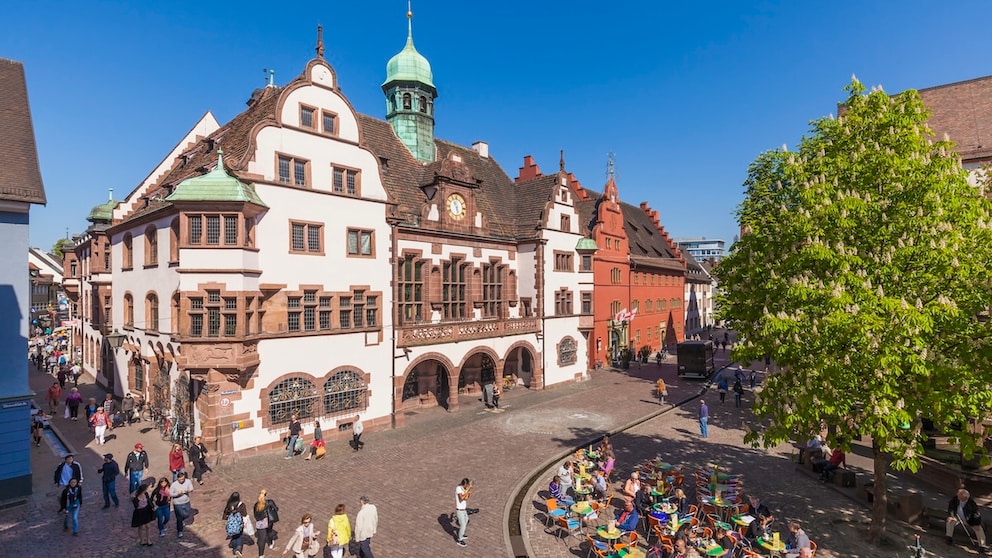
[169,443,186,481]
[31,410,45,447]
[354,495,378,558]
[125,443,149,494]
[285,414,302,460]
[699,400,709,438]
[224,491,249,557]
[89,406,110,445]
[750,369,757,389]
[84,397,98,429]
[733,378,744,408]
[454,478,473,546]
[65,387,82,421]
[481,368,495,409]
[656,378,667,405]
[102,392,117,416]
[492,384,502,410]
[71,361,81,386]
[54,454,83,488]
[305,420,324,461]
[57,367,67,388]
[121,393,136,425]
[131,482,155,547]
[59,477,83,535]
[946,488,986,548]
[152,477,172,538]
[282,512,320,558]
[325,503,351,558]
[188,435,210,484]
[717,377,728,404]
[170,471,195,539]
[47,381,62,413]
[351,416,364,452]
[252,488,280,556]
[97,453,121,508]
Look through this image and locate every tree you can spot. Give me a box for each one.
[716,78,992,543]
[52,237,73,259]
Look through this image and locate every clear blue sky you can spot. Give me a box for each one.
[6,0,992,253]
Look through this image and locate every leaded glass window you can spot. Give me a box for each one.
[268,377,319,423]
[322,370,367,415]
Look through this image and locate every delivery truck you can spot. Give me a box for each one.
[677,340,715,378]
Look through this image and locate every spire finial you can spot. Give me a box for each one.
[263,68,275,87]
[217,148,225,171]
[316,24,325,59]
[560,150,565,172]
[407,1,414,40]
[607,152,616,177]
[108,187,113,202]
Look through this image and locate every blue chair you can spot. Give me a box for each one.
[557,516,583,548]
[545,498,568,529]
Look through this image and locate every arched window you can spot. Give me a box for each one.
[146,293,159,331]
[122,234,133,269]
[124,293,134,327]
[323,370,368,415]
[419,95,427,113]
[145,225,158,265]
[402,93,411,110]
[169,218,179,263]
[268,376,319,424]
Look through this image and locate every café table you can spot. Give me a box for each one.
[574,486,594,498]
[612,547,646,558]
[653,502,677,514]
[757,535,787,556]
[698,542,726,556]
[732,514,755,527]
[571,501,594,516]
[597,526,624,551]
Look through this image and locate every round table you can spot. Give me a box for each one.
[571,501,593,515]
[732,514,755,526]
[758,536,787,554]
[649,510,668,523]
[699,543,726,556]
[653,503,677,514]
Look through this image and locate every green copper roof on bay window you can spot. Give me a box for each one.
[575,237,599,251]
[166,150,267,207]
[86,188,119,222]
[382,10,435,91]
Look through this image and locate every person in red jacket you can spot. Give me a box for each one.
[168,444,186,482]
[819,447,847,482]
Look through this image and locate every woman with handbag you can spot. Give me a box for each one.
[305,421,324,461]
[253,489,278,557]
[282,513,320,558]
[325,503,352,558]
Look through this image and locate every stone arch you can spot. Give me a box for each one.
[456,346,504,400]
[503,340,541,389]
[401,352,455,411]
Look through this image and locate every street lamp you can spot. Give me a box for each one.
[106,329,126,351]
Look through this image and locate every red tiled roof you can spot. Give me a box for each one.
[0,58,46,205]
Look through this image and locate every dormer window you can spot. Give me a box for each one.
[300,105,316,129]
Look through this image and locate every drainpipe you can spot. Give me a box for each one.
[388,216,401,429]
[537,239,547,389]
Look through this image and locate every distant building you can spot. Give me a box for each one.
[674,238,726,263]
[0,58,47,500]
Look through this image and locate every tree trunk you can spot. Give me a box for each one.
[868,440,888,543]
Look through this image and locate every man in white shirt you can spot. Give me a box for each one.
[454,478,473,546]
[355,495,378,558]
[557,461,574,495]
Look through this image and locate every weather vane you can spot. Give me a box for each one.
[607,152,616,178]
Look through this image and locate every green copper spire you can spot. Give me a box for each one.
[166,149,267,207]
[383,3,437,162]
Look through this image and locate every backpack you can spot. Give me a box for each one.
[226,509,244,536]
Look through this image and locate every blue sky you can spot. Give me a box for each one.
[6,1,992,254]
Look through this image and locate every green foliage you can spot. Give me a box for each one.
[52,237,73,259]
[717,78,992,472]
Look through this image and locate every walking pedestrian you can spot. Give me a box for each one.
[481,368,495,409]
[102,392,117,416]
[131,482,155,547]
[252,488,280,556]
[54,454,83,488]
[65,387,82,421]
[121,393,136,425]
[718,377,728,404]
[31,410,45,447]
[57,367,67,389]
[71,361,81,386]
[89,406,110,445]
[188,435,210,484]
[351,416,364,452]
[733,378,744,408]
[492,384,502,410]
[169,443,186,481]
[97,453,121,508]
[282,513,320,558]
[224,492,249,557]
[454,478,473,546]
[750,369,757,389]
[59,477,83,535]
[153,477,172,538]
[84,397,98,429]
[47,381,62,413]
[656,378,667,405]
[170,471,195,539]
[325,503,351,558]
[285,414,301,460]
[125,443,149,494]
[354,495,378,558]
[699,400,709,438]
[304,420,324,461]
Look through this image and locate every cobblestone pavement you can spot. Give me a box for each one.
[5,355,979,558]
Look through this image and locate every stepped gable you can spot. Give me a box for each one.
[0,58,46,205]
[637,202,684,263]
[917,75,992,162]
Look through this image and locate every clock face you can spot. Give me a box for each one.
[447,194,466,220]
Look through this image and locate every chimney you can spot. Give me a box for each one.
[472,141,489,158]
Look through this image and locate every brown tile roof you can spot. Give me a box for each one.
[917,76,992,162]
[509,174,559,240]
[0,59,46,205]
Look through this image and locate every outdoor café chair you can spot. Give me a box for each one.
[545,498,568,529]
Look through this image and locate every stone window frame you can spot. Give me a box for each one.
[289,220,324,255]
[553,250,574,273]
[122,233,134,271]
[331,165,362,197]
[275,152,311,188]
[259,367,371,430]
[144,225,159,267]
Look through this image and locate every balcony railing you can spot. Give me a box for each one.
[397,317,540,347]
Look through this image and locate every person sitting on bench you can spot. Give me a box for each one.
[946,488,987,550]
[818,447,846,482]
